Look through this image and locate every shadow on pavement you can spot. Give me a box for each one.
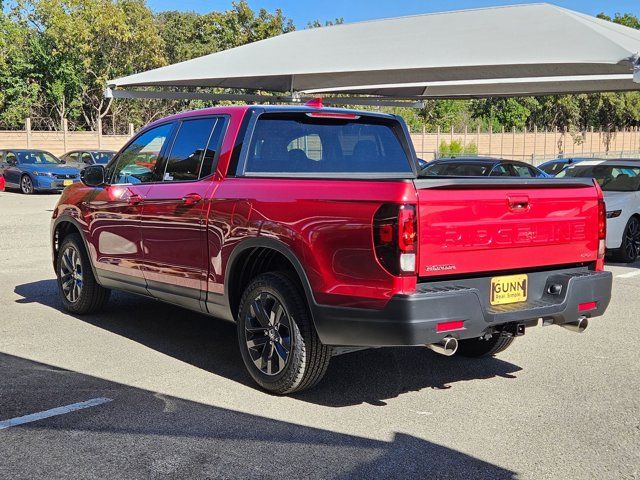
[0,353,517,479]
[14,279,522,408]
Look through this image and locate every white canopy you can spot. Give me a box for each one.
[109,3,640,99]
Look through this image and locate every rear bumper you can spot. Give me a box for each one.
[312,268,612,347]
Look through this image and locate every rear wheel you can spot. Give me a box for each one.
[615,217,640,263]
[237,272,332,394]
[20,174,34,194]
[456,333,515,357]
[56,233,110,314]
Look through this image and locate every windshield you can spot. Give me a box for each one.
[17,151,59,165]
[422,162,492,176]
[558,164,640,191]
[244,113,413,176]
[93,152,114,165]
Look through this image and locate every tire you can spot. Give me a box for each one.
[56,233,110,314]
[20,174,34,195]
[614,217,640,264]
[237,272,332,394]
[456,333,515,358]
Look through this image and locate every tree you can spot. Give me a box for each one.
[0,6,38,128]
[307,18,344,29]
[15,0,166,130]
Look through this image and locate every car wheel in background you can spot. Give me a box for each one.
[56,233,111,314]
[20,174,34,194]
[455,333,515,357]
[615,216,640,264]
[237,272,332,394]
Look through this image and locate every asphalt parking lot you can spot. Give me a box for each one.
[0,191,638,480]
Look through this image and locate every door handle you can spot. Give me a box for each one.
[128,193,143,206]
[182,193,202,206]
[507,195,530,212]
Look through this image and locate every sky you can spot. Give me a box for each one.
[147,1,640,27]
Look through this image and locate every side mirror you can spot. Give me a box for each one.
[81,164,106,187]
[59,159,66,164]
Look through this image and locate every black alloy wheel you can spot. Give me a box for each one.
[244,292,293,376]
[618,217,640,263]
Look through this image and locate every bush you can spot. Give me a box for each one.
[438,140,478,157]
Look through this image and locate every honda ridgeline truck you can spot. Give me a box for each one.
[51,103,612,394]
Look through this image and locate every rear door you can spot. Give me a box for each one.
[140,116,227,311]
[414,178,600,278]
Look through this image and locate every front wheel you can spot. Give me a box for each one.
[20,174,34,194]
[237,272,332,394]
[615,217,640,264]
[56,233,110,314]
[456,333,515,357]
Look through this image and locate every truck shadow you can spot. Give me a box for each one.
[0,353,518,479]
[14,279,522,408]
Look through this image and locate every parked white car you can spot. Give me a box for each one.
[558,159,640,263]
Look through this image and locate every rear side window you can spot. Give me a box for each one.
[244,113,413,176]
[163,117,223,182]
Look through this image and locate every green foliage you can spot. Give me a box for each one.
[438,140,478,157]
[307,18,344,29]
[0,3,639,135]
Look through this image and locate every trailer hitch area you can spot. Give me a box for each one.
[496,323,526,338]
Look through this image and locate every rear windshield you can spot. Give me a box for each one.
[243,113,413,176]
[558,164,640,191]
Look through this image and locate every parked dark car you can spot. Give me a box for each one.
[421,157,549,177]
[538,157,589,176]
[60,150,116,167]
[0,149,81,194]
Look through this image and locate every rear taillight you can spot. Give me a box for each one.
[595,181,606,270]
[598,198,606,241]
[373,204,417,276]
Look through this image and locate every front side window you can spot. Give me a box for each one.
[510,164,536,178]
[244,113,412,176]
[81,152,93,164]
[5,152,17,164]
[163,118,220,182]
[109,123,173,184]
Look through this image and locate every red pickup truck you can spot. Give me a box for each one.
[51,104,612,394]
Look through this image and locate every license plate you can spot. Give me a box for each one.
[63,179,73,186]
[490,274,528,305]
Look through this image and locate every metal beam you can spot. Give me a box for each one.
[105,88,425,109]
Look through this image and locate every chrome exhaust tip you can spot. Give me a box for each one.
[426,336,459,356]
[561,316,589,334]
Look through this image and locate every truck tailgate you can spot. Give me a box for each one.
[414,178,600,278]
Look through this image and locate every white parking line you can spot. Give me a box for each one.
[616,271,640,279]
[0,398,112,430]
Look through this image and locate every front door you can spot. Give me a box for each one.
[2,151,21,187]
[84,122,174,294]
[140,116,226,311]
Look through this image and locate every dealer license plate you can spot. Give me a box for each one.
[63,179,73,186]
[490,274,528,306]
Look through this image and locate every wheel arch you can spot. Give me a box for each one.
[225,238,317,323]
[52,216,98,279]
